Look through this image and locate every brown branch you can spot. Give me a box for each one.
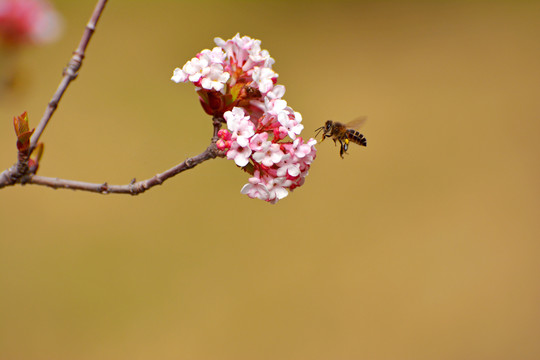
[0,164,19,188]
[29,0,108,154]
[7,117,225,194]
[0,1,226,195]
[0,0,107,189]
[27,142,222,195]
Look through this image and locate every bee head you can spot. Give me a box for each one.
[315,120,335,139]
[324,120,334,135]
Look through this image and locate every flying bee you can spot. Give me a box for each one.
[315,117,367,158]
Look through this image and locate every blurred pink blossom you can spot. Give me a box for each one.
[0,0,62,46]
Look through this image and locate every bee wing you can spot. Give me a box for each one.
[344,116,367,130]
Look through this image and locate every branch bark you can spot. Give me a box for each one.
[1,0,225,195]
[29,0,108,154]
[3,116,225,193]
[0,0,108,189]
[27,142,222,195]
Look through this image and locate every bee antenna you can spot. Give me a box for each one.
[314,126,324,137]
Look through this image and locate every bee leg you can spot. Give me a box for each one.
[339,140,345,158]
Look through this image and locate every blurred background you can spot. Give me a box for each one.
[1,1,540,359]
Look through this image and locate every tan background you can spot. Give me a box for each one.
[1,1,540,359]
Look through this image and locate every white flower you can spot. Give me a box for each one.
[241,182,270,201]
[293,111,303,124]
[233,33,257,51]
[227,142,252,167]
[292,138,317,163]
[252,141,284,167]
[215,33,253,70]
[265,98,288,117]
[171,67,188,83]
[225,107,255,146]
[249,132,269,152]
[240,183,270,200]
[246,44,274,70]
[277,112,304,140]
[250,49,274,68]
[267,177,291,201]
[240,173,270,201]
[225,107,247,131]
[266,85,286,100]
[171,34,317,203]
[276,154,301,177]
[183,56,210,82]
[292,138,308,158]
[252,66,277,93]
[200,47,227,64]
[200,63,230,92]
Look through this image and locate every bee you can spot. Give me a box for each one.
[315,117,367,158]
[235,84,262,107]
[243,85,261,99]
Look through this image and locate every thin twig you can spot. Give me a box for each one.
[27,142,222,195]
[0,164,18,188]
[1,0,224,195]
[0,0,107,188]
[29,0,108,154]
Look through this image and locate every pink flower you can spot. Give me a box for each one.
[217,129,231,141]
[226,141,252,167]
[215,34,255,69]
[224,107,247,129]
[171,48,230,92]
[267,177,292,202]
[240,173,270,201]
[292,137,317,159]
[277,111,304,140]
[200,63,230,92]
[276,154,301,177]
[171,34,318,203]
[224,107,254,147]
[200,47,227,64]
[252,141,284,167]
[216,138,228,151]
[251,66,277,94]
[248,132,268,152]
[216,129,232,151]
[171,56,208,83]
[215,33,275,73]
[265,98,288,117]
[0,0,62,46]
[266,84,286,100]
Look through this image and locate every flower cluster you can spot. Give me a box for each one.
[171,34,316,203]
[0,0,62,46]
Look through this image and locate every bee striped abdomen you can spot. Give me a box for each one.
[346,129,367,147]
